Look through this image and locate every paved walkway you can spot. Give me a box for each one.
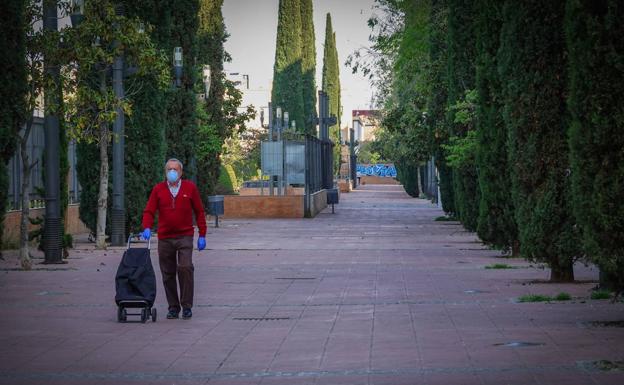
[1,184,623,385]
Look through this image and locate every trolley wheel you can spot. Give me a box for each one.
[140,308,148,323]
[117,306,123,322]
[151,308,157,322]
[119,307,127,323]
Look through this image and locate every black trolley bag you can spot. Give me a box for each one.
[114,235,157,323]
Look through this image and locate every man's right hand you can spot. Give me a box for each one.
[141,228,151,240]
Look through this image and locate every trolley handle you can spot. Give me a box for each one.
[127,233,151,249]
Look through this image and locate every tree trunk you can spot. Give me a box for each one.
[416,166,424,198]
[550,258,575,282]
[96,71,109,250]
[19,119,34,271]
[19,144,32,271]
[511,239,520,258]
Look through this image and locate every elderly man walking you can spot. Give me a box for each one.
[141,158,207,319]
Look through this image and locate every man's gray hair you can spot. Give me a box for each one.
[165,158,184,171]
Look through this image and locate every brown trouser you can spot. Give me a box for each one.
[157,236,194,312]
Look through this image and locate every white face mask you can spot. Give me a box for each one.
[166,170,179,183]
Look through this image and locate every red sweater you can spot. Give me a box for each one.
[142,180,207,239]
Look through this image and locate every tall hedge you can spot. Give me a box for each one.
[163,1,199,180]
[76,141,109,236]
[272,0,305,131]
[396,163,420,198]
[566,0,624,291]
[499,0,580,281]
[474,0,517,253]
[196,0,227,201]
[76,1,171,236]
[322,13,341,174]
[0,0,27,252]
[123,81,167,233]
[300,0,317,135]
[446,0,478,231]
[427,0,454,214]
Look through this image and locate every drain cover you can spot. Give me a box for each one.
[495,341,545,347]
[275,277,316,280]
[233,317,291,321]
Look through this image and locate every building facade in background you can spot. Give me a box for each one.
[351,110,380,143]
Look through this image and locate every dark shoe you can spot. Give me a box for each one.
[182,308,192,319]
[166,309,179,319]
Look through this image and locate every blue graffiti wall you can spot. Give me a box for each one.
[356,164,397,178]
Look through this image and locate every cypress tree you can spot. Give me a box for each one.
[499,0,580,282]
[322,13,341,174]
[300,0,317,135]
[446,0,478,231]
[474,0,518,254]
[0,0,28,252]
[427,0,454,214]
[566,0,624,291]
[272,0,305,131]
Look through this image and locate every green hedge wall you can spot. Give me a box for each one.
[566,0,624,291]
[474,0,518,253]
[499,0,580,281]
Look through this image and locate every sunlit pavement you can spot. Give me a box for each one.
[1,184,623,385]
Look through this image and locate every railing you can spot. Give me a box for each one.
[6,117,81,212]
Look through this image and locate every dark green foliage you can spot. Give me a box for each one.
[0,0,27,162]
[380,1,431,198]
[566,0,624,293]
[1,0,28,251]
[591,290,612,300]
[272,0,305,132]
[123,80,167,233]
[0,162,9,252]
[474,0,517,253]
[396,163,420,197]
[484,263,514,269]
[322,13,341,174]
[165,89,197,177]
[74,1,171,236]
[163,1,200,180]
[499,0,580,282]
[215,164,236,194]
[300,0,317,135]
[196,0,227,201]
[517,294,553,303]
[427,0,454,214]
[126,0,200,179]
[76,141,110,236]
[446,0,478,232]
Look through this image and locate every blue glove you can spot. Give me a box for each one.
[141,228,151,240]
[197,237,206,251]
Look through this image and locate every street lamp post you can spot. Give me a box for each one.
[282,112,289,194]
[173,47,183,87]
[275,107,282,195]
[110,2,126,246]
[42,0,63,263]
[202,64,211,97]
